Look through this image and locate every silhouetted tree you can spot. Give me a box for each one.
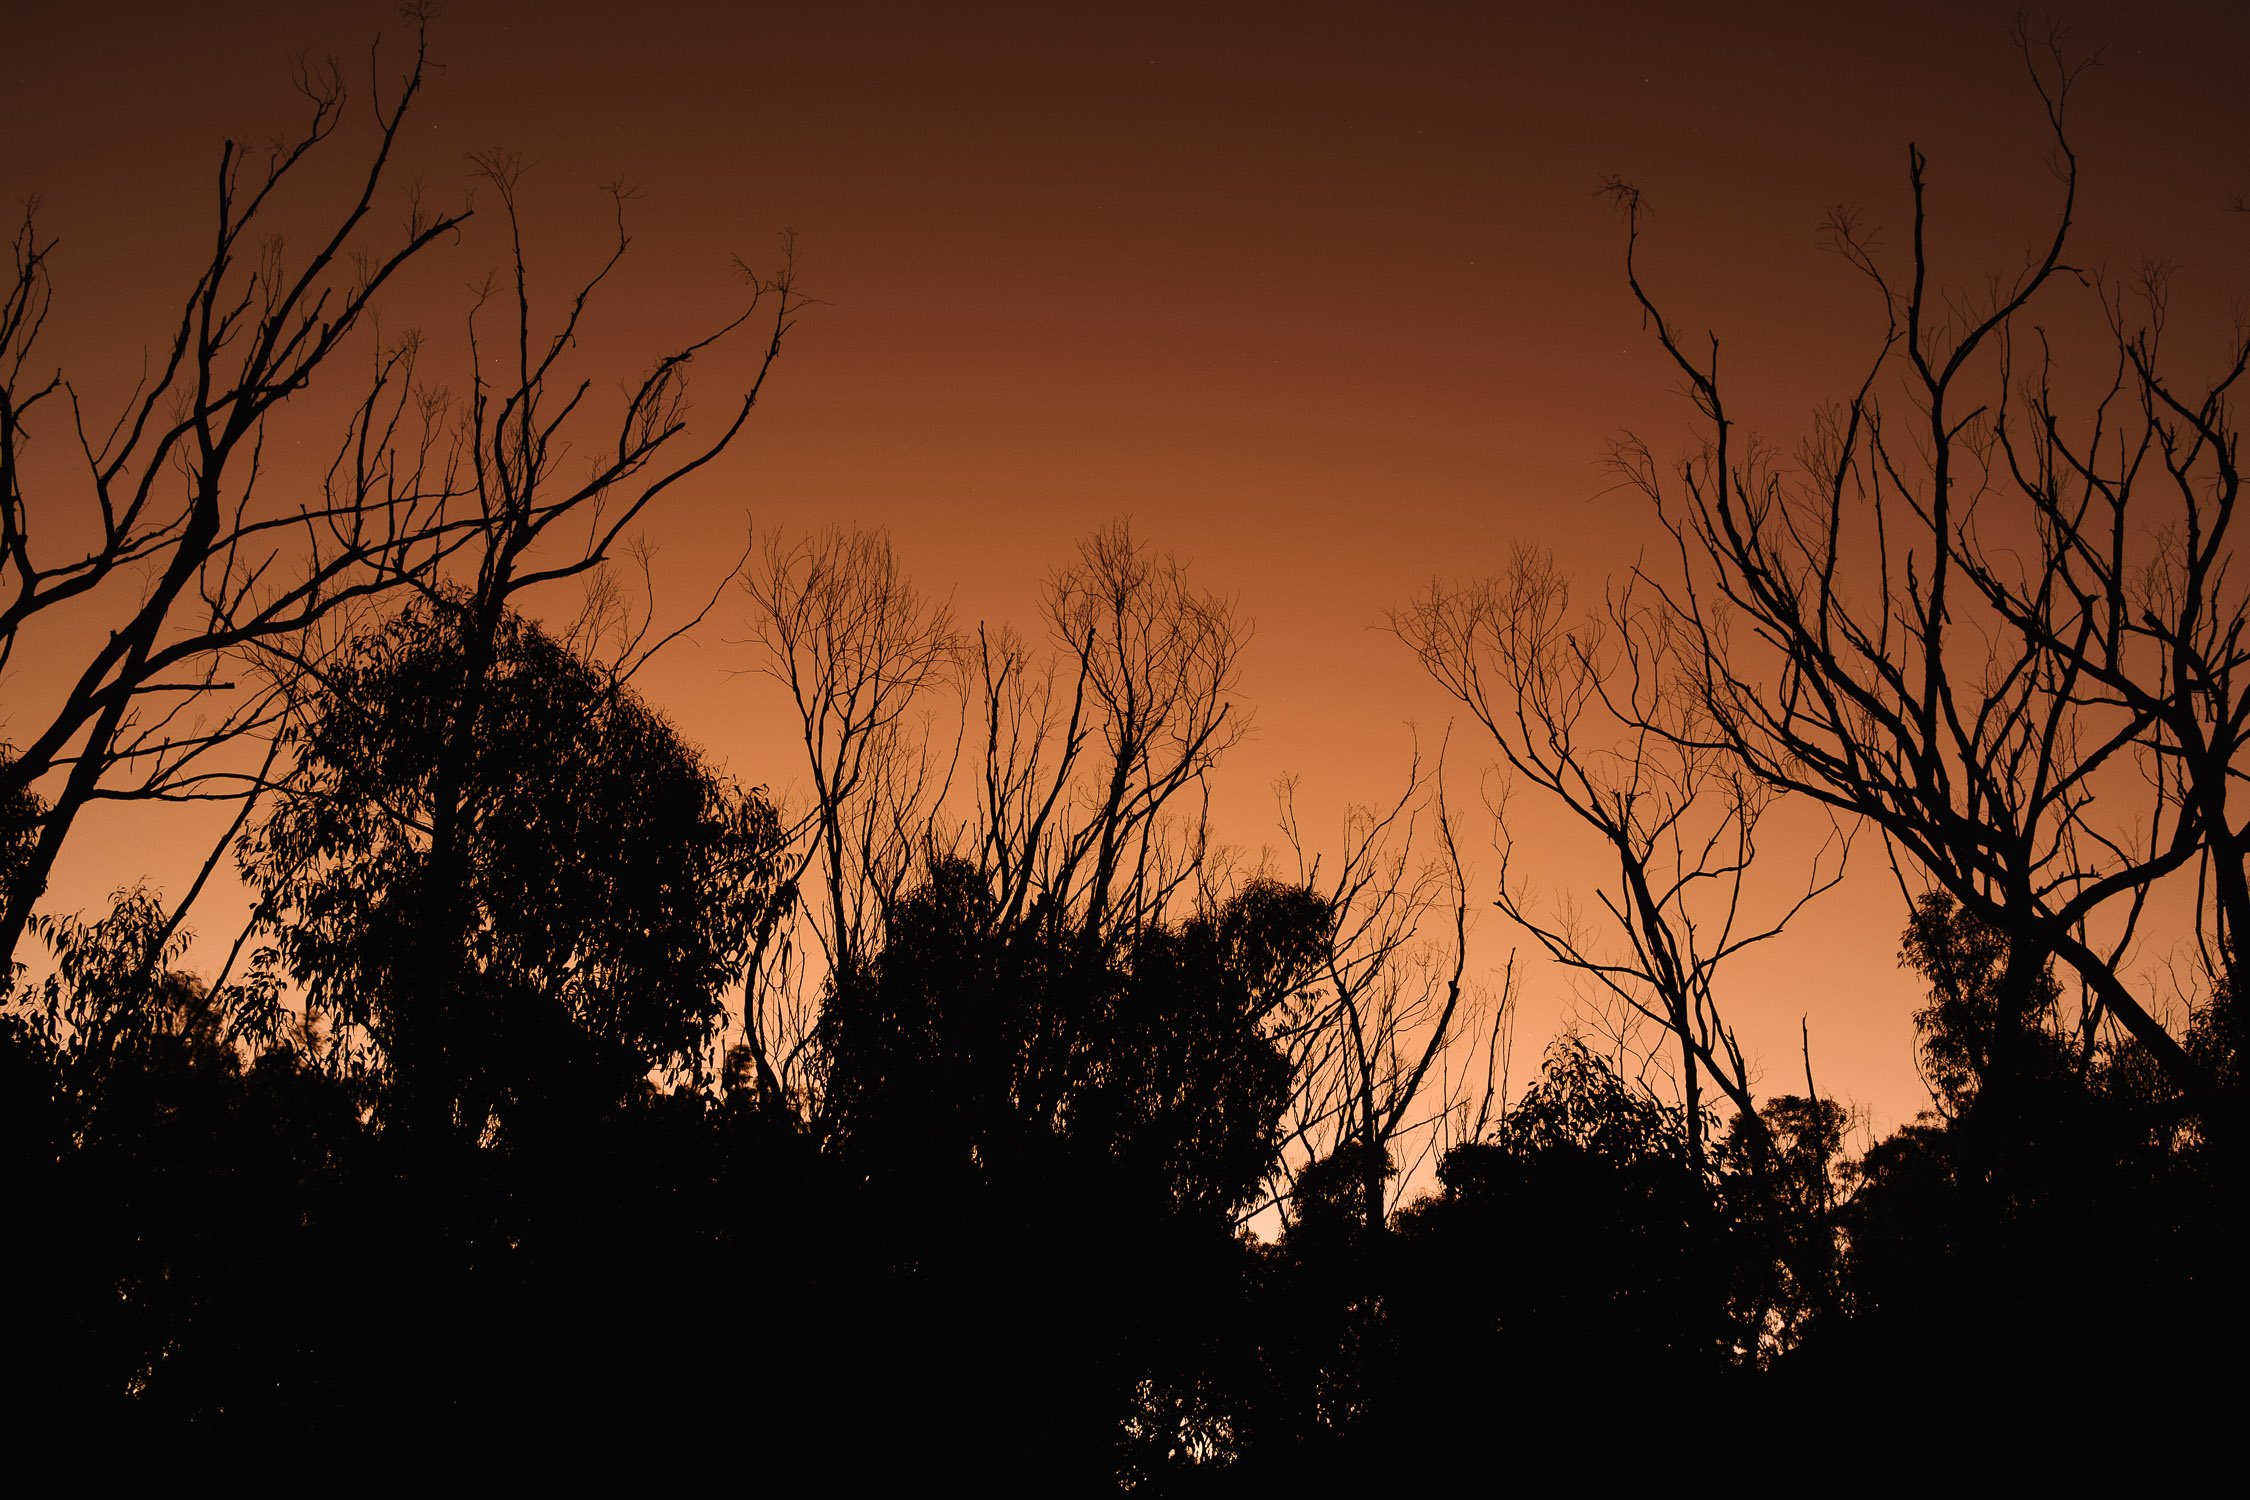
[0,17,799,1012]
[1595,35,2249,1474]
[1606,25,2220,1108]
[1266,754,1490,1237]
[808,857,1322,1484]
[730,522,1248,1137]
[3,15,808,1484]
[1398,547,1844,1168]
[243,598,783,1136]
[1719,1088,1850,1360]
[307,144,796,1143]
[738,525,960,1115]
[817,857,1314,1218]
[1818,892,2233,1485]
[970,523,1246,950]
[1271,1035,1737,1484]
[0,22,470,973]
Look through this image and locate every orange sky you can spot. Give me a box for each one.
[8,0,2249,1142]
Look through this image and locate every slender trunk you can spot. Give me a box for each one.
[395,590,508,1140]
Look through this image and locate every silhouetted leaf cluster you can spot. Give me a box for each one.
[242,596,783,1138]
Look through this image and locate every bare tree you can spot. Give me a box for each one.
[971,522,1247,950]
[1396,549,1846,1169]
[729,522,1247,1123]
[0,24,470,972]
[736,525,960,1114]
[1263,750,1499,1231]
[1967,272,2250,1076]
[1605,25,2224,1104]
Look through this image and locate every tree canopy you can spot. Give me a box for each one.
[242,597,783,1130]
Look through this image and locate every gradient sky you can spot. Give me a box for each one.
[8,0,2249,1141]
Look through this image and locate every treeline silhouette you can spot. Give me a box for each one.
[2,591,2238,1488]
[4,16,2246,1489]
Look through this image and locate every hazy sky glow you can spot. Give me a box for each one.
[8,0,2249,1142]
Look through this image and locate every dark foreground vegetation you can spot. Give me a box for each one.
[4,18,2244,1489]
[1,862,2240,1487]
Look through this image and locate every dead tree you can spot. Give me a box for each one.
[1264,750,1497,1232]
[1396,549,1845,1170]
[0,24,470,973]
[971,522,1247,951]
[737,525,960,1114]
[729,523,1245,1123]
[1607,25,2223,1103]
[1969,274,2250,1079]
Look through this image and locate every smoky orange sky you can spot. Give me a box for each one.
[7,0,2249,1144]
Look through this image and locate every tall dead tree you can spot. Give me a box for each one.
[1397,549,1844,1169]
[971,522,1247,951]
[1970,276,2250,1081]
[737,525,960,1114]
[0,24,470,974]
[1607,24,2228,1106]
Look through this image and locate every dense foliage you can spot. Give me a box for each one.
[241,599,783,1135]
[4,772,2238,1485]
